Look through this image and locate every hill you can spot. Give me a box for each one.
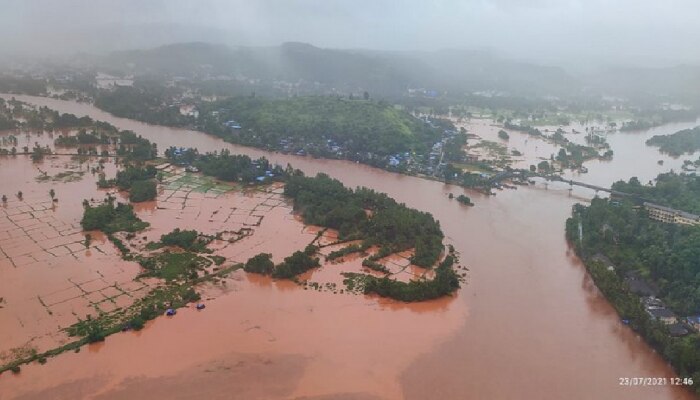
[99,42,576,97]
[198,96,445,159]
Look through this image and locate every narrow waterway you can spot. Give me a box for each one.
[0,94,695,400]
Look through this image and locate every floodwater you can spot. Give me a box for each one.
[0,95,697,399]
[0,150,135,349]
[460,117,699,188]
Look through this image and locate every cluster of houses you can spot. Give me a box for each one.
[624,269,694,337]
[388,152,410,167]
[591,254,700,337]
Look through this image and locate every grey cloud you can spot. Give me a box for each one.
[0,0,698,69]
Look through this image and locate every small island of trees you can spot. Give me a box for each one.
[647,126,700,156]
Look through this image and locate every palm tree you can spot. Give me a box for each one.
[49,189,55,200]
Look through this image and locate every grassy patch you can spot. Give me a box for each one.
[81,202,149,234]
[138,251,212,281]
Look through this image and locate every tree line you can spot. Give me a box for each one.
[567,194,700,393]
[647,126,700,156]
[283,173,444,267]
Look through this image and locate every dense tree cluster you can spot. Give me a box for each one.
[327,243,368,261]
[198,96,443,160]
[0,100,18,131]
[115,165,157,190]
[243,253,275,275]
[194,150,285,184]
[164,146,198,165]
[55,129,108,146]
[359,255,460,302]
[555,143,601,169]
[456,194,473,206]
[158,228,210,253]
[441,131,468,163]
[612,173,700,214]
[98,165,159,202]
[567,196,700,393]
[0,99,156,162]
[620,120,660,131]
[568,198,700,314]
[129,180,157,202]
[621,110,697,132]
[0,76,47,96]
[647,126,700,156]
[30,143,51,162]
[138,252,211,281]
[0,99,97,131]
[80,201,149,233]
[243,245,320,279]
[503,121,543,136]
[95,85,194,126]
[272,245,320,279]
[116,130,158,161]
[284,173,444,267]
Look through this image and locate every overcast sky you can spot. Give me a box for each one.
[1,0,699,69]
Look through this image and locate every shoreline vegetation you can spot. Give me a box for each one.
[181,149,462,301]
[647,126,700,157]
[566,173,700,395]
[85,92,615,195]
[0,97,157,164]
[0,127,461,374]
[503,121,613,169]
[272,172,461,302]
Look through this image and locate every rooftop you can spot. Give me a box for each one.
[647,307,676,319]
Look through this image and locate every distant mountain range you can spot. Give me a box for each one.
[97,42,575,97]
[83,42,700,104]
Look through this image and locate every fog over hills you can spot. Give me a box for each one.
[82,41,697,104]
[2,0,700,70]
[94,42,572,96]
[1,0,700,103]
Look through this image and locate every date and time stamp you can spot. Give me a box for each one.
[619,377,694,386]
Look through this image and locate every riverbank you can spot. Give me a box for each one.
[0,94,695,400]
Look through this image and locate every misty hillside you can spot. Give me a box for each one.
[100,42,576,97]
[584,65,700,104]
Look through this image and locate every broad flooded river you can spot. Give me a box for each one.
[0,95,696,399]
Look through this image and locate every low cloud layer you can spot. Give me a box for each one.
[1,0,698,69]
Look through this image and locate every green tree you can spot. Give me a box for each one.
[244,253,275,275]
[129,180,157,202]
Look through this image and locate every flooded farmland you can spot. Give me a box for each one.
[0,95,696,400]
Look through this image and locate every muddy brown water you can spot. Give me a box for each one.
[0,95,696,399]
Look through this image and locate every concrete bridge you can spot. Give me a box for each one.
[545,176,630,196]
[494,169,645,200]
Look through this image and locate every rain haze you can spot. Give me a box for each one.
[1,0,699,69]
[2,2,700,400]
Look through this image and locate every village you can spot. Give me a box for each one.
[589,202,700,339]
